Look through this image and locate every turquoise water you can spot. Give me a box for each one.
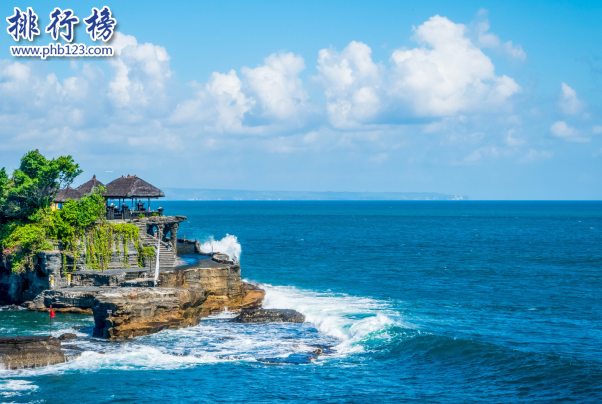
[1,201,601,402]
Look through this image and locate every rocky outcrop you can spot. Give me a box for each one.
[92,270,265,339]
[0,251,64,304]
[231,309,305,323]
[0,335,80,370]
[92,287,209,338]
[24,287,101,314]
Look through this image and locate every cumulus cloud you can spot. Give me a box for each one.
[108,32,172,108]
[472,10,527,60]
[242,52,308,120]
[315,15,521,127]
[315,41,382,127]
[172,52,307,133]
[550,121,589,142]
[558,82,585,115]
[390,15,521,117]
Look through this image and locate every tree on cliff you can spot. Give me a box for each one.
[0,150,82,221]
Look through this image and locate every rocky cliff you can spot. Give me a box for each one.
[91,262,265,339]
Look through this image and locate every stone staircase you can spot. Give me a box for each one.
[136,224,178,268]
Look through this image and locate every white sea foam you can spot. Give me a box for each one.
[0,380,38,398]
[0,284,407,375]
[198,234,241,262]
[260,283,406,355]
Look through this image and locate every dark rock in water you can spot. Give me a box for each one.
[61,344,81,350]
[58,333,77,341]
[231,309,305,324]
[0,336,80,370]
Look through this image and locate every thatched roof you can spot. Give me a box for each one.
[104,175,165,198]
[76,175,104,195]
[54,186,85,203]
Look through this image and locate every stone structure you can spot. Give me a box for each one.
[91,260,265,338]
[137,216,186,256]
[0,335,80,370]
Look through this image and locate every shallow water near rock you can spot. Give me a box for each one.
[1,201,601,403]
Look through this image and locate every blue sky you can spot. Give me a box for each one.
[1,0,601,199]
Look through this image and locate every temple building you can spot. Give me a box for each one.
[53,174,166,219]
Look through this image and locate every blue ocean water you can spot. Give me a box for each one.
[1,201,601,403]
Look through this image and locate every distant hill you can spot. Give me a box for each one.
[161,188,468,201]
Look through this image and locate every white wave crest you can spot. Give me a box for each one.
[199,234,241,262]
[0,380,38,398]
[260,284,406,355]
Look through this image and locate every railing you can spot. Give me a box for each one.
[106,208,163,220]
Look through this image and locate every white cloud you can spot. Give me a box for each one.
[389,15,521,117]
[108,32,172,108]
[171,70,256,133]
[242,52,308,120]
[550,121,589,143]
[520,149,553,163]
[505,129,525,146]
[472,10,527,60]
[315,15,521,128]
[592,125,602,134]
[315,41,383,127]
[558,82,585,115]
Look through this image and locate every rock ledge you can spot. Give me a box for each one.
[231,309,305,323]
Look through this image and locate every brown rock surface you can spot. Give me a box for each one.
[0,336,80,370]
[91,265,265,338]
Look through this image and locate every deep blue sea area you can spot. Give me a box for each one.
[1,201,601,403]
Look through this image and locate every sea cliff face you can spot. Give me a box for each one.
[91,263,265,339]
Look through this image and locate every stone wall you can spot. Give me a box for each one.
[0,236,143,304]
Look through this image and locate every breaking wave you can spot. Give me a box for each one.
[260,284,413,355]
[0,284,412,377]
[198,234,242,261]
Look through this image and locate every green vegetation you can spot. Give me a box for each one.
[1,150,82,221]
[0,150,151,273]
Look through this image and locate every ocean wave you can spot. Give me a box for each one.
[0,379,38,398]
[0,284,414,375]
[260,283,414,355]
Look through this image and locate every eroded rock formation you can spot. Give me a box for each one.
[0,335,80,370]
[91,262,265,339]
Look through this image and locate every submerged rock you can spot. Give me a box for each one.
[0,336,80,370]
[231,309,305,324]
[58,333,77,341]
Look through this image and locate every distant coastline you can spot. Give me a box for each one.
[161,188,468,201]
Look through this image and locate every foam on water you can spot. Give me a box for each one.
[198,234,241,261]
[260,283,410,355]
[0,285,410,378]
[0,380,38,398]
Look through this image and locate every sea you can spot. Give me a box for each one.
[1,201,601,403]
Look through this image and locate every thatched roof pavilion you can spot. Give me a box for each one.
[76,174,104,195]
[54,186,85,203]
[104,175,165,199]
